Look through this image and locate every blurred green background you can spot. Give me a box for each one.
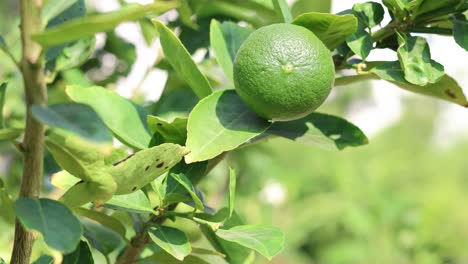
[225,99,468,264]
[1,0,468,263]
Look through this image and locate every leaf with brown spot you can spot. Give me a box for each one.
[371,61,468,107]
[110,143,189,194]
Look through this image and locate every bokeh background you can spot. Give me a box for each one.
[1,0,468,263]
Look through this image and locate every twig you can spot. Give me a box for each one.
[115,153,228,263]
[115,208,169,264]
[371,21,398,42]
[10,1,47,264]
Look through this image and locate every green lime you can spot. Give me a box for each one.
[233,23,335,121]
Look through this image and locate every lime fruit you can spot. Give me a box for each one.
[233,23,335,121]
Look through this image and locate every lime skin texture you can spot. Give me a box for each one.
[233,23,335,121]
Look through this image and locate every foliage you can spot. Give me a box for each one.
[0,0,467,263]
[227,100,468,264]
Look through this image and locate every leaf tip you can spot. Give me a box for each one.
[184,155,195,164]
[151,19,164,29]
[210,18,220,27]
[181,146,191,156]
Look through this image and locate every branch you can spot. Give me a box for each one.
[371,20,453,44]
[115,153,227,263]
[115,229,149,264]
[10,1,47,264]
[115,209,169,264]
[371,22,398,42]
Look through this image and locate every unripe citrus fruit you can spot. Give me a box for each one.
[233,23,335,121]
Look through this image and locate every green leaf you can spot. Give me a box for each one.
[139,18,159,45]
[267,112,369,150]
[293,12,358,50]
[153,175,187,207]
[0,183,15,224]
[110,143,188,195]
[228,168,236,219]
[147,116,187,145]
[0,82,6,128]
[66,86,151,149]
[32,256,53,264]
[291,0,332,17]
[191,0,278,28]
[397,34,444,86]
[142,251,211,264]
[44,0,86,64]
[177,0,198,29]
[0,84,23,139]
[370,61,413,82]
[216,225,285,260]
[62,69,93,87]
[41,0,80,26]
[191,247,227,257]
[352,2,385,28]
[175,18,212,54]
[412,0,465,18]
[200,212,254,264]
[32,104,112,143]
[33,2,178,47]
[105,31,137,70]
[153,20,213,99]
[220,22,254,62]
[51,170,81,190]
[0,128,23,141]
[153,86,199,120]
[0,36,8,59]
[81,219,124,256]
[148,225,192,260]
[371,61,468,106]
[210,20,253,82]
[169,160,208,186]
[346,27,373,59]
[104,190,154,214]
[382,0,408,13]
[193,208,230,229]
[44,128,112,191]
[73,207,126,237]
[272,0,293,23]
[452,14,468,51]
[46,37,95,73]
[334,73,378,86]
[15,198,82,253]
[62,240,94,264]
[185,90,271,163]
[104,147,130,165]
[170,173,204,211]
